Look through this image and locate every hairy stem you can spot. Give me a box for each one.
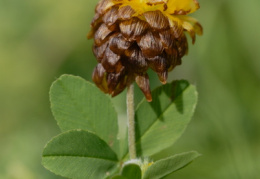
[127,83,136,159]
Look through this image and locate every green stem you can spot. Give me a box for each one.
[127,83,136,159]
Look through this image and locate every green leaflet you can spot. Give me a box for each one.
[143,151,201,179]
[42,130,118,179]
[134,80,198,157]
[111,163,141,179]
[121,163,142,179]
[50,75,120,156]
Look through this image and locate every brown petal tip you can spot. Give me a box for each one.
[157,71,168,84]
[135,74,152,102]
[146,97,153,102]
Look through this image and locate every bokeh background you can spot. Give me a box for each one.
[1,0,260,178]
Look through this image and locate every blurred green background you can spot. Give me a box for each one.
[0,0,260,178]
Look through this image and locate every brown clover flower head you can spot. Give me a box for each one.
[88,0,203,101]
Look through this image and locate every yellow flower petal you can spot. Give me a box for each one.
[166,0,200,15]
[113,0,200,16]
[179,16,203,35]
[182,21,196,44]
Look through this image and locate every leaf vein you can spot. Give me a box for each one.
[43,155,118,162]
